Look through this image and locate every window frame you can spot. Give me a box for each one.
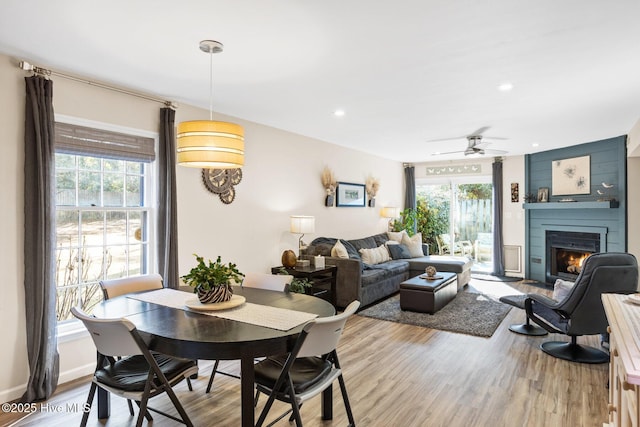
[55,115,158,339]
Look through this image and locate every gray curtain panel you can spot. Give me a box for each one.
[404,165,416,234]
[492,160,505,276]
[22,75,59,402]
[158,108,180,288]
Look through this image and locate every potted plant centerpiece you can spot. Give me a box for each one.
[182,254,244,304]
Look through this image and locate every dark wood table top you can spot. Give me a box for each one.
[93,286,336,360]
[93,286,335,427]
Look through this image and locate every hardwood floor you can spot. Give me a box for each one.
[1,279,609,427]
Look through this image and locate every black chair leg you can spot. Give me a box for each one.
[509,315,548,336]
[540,336,609,364]
[206,360,220,393]
[80,382,97,427]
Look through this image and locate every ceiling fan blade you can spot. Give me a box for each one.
[426,136,467,143]
[482,148,508,155]
[431,150,465,156]
[469,126,490,137]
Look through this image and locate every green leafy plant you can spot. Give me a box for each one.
[276,267,312,294]
[182,254,244,292]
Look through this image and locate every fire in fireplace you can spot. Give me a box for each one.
[546,230,601,283]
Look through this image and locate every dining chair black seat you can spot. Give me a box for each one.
[72,306,197,427]
[254,300,360,427]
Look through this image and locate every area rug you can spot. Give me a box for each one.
[358,292,511,338]
[471,273,521,282]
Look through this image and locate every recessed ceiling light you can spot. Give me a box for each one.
[532,143,539,147]
[498,82,513,92]
[333,109,345,117]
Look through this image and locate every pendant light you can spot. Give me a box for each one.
[177,40,244,169]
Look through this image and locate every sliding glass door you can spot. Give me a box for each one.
[416,177,493,271]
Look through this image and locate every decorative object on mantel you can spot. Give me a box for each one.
[426,164,481,176]
[381,206,399,231]
[321,167,337,206]
[177,40,244,169]
[597,182,616,202]
[182,254,244,304]
[537,187,549,203]
[290,215,315,257]
[365,176,380,207]
[202,168,242,204]
[336,182,366,207]
[551,155,590,196]
[524,193,537,203]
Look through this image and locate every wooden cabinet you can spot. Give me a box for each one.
[602,294,640,426]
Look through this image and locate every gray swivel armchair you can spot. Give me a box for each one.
[526,252,638,364]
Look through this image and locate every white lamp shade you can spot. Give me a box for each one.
[381,207,399,218]
[290,215,315,234]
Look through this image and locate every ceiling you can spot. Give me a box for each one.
[1,0,640,162]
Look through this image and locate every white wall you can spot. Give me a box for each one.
[627,118,640,259]
[0,53,404,402]
[502,156,526,276]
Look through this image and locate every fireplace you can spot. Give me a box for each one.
[545,230,601,283]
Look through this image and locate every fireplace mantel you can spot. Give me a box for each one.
[523,200,619,210]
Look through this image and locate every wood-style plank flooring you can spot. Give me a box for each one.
[1,279,609,427]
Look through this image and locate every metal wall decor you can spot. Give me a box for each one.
[202,168,242,204]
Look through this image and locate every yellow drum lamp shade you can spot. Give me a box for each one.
[177,120,244,168]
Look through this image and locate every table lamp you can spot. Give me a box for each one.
[290,215,315,257]
[381,207,399,232]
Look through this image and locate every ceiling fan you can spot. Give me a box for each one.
[430,127,508,156]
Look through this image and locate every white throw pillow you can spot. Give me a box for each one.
[552,278,575,301]
[359,244,391,265]
[331,240,349,258]
[401,232,424,258]
[387,230,407,243]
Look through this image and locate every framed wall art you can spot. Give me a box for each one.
[551,155,590,196]
[537,187,549,203]
[336,182,366,207]
[510,183,519,202]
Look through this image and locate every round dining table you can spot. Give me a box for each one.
[92,286,336,427]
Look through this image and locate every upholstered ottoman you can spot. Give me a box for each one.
[399,272,457,314]
[407,256,473,290]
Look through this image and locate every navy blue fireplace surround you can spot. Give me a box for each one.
[524,136,627,284]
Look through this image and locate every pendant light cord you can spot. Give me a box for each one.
[209,50,214,121]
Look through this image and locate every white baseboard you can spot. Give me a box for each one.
[0,362,95,404]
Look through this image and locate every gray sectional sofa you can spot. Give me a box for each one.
[302,232,473,308]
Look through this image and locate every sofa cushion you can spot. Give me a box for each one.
[408,255,473,273]
[387,243,411,260]
[387,230,406,243]
[360,244,391,265]
[331,240,349,258]
[360,260,409,287]
[401,232,425,257]
[341,239,361,260]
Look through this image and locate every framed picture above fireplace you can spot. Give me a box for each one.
[551,155,590,196]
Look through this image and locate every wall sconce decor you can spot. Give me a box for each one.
[321,167,337,206]
[366,176,380,207]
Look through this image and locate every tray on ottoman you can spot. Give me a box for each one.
[400,272,457,314]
